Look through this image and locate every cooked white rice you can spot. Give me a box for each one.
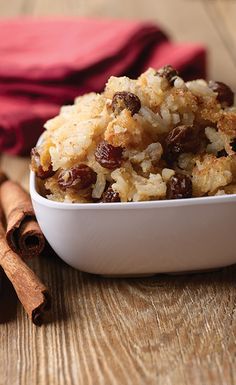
[31,66,236,203]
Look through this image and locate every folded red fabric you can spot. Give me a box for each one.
[0,18,206,155]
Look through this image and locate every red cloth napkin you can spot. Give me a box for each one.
[0,18,206,155]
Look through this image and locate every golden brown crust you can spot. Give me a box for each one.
[192,154,233,196]
[217,111,236,137]
[196,96,222,124]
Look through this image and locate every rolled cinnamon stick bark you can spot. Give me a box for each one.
[0,211,50,325]
[0,180,45,258]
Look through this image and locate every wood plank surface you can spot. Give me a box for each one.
[0,1,236,384]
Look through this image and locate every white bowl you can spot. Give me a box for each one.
[30,169,236,275]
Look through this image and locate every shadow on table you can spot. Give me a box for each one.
[72,262,236,310]
[0,269,17,323]
[79,262,236,285]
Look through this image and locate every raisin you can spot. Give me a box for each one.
[230,139,236,152]
[216,149,228,158]
[208,81,234,107]
[31,147,55,180]
[166,174,192,199]
[58,164,97,190]
[157,65,179,85]
[102,187,120,203]
[37,164,55,180]
[164,125,200,164]
[112,91,141,116]
[95,141,123,169]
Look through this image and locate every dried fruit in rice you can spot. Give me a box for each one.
[102,187,121,203]
[157,65,179,85]
[208,81,234,107]
[30,65,236,203]
[112,92,141,116]
[166,174,192,199]
[58,165,97,190]
[164,125,200,164]
[95,141,123,170]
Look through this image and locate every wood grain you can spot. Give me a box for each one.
[1,256,236,385]
[0,1,236,384]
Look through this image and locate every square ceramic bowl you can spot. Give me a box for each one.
[30,169,236,275]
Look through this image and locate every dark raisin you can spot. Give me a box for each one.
[157,65,179,85]
[58,164,97,190]
[208,81,234,107]
[102,187,120,203]
[166,174,192,199]
[95,141,123,169]
[37,164,55,180]
[31,147,55,180]
[216,149,228,158]
[112,92,141,116]
[230,139,236,152]
[164,125,200,164]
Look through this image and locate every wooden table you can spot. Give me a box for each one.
[0,1,236,384]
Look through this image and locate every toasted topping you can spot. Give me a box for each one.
[217,112,236,136]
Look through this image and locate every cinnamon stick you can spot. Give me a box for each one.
[0,179,45,258]
[0,211,50,325]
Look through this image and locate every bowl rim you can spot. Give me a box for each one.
[30,169,236,210]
